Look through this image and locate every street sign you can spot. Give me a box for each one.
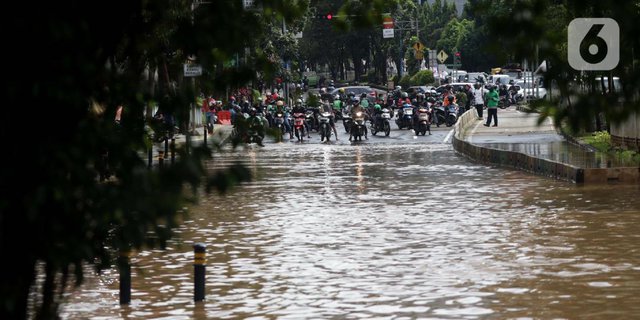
[382,16,394,38]
[437,50,448,64]
[428,50,438,67]
[184,64,202,77]
[383,16,394,29]
[294,31,303,39]
[414,50,424,60]
[413,41,426,52]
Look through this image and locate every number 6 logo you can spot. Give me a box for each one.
[568,18,619,71]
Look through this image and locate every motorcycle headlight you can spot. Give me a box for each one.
[356,112,362,117]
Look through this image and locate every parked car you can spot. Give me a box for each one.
[329,86,377,103]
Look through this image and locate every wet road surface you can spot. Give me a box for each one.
[60,122,640,319]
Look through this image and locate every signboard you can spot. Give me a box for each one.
[437,50,448,64]
[294,31,303,39]
[184,64,202,77]
[428,50,438,67]
[414,50,424,60]
[382,16,394,38]
[413,41,426,52]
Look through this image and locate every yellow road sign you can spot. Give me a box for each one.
[414,50,424,60]
[413,41,426,52]
[437,50,448,63]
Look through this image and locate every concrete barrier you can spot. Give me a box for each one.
[452,108,639,184]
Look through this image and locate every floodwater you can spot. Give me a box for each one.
[60,141,640,319]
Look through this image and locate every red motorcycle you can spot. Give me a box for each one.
[293,112,306,141]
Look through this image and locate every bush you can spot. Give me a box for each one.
[584,131,612,152]
[410,70,435,86]
[399,75,413,88]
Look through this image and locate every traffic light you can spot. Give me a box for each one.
[455,52,461,57]
[316,13,334,20]
[325,13,333,20]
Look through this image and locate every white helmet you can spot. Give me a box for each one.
[296,98,303,104]
[334,95,340,100]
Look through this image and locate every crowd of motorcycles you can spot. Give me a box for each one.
[230,88,470,145]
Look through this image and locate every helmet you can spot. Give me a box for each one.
[427,97,436,103]
[276,100,284,107]
[411,98,417,104]
[361,93,367,98]
[334,94,340,100]
[296,98,303,104]
[348,91,355,97]
[374,104,381,110]
[230,96,236,101]
[401,92,408,98]
[430,90,437,96]
[447,95,455,102]
[395,86,402,91]
[339,88,345,93]
[249,107,256,115]
[417,93,425,98]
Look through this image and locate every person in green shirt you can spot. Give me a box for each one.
[484,85,500,127]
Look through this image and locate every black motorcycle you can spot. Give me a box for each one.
[370,108,391,137]
[395,104,414,130]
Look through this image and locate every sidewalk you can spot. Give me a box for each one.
[453,107,639,184]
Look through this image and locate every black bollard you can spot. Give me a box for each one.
[148,148,152,169]
[171,138,176,164]
[193,243,206,302]
[158,150,164,168]
[203,126,207,145]
[118,250,131,305]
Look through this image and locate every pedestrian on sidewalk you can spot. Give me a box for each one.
[472,83,485,119]
[484,85,499,127]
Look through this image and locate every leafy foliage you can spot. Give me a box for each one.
[1,1,307,318]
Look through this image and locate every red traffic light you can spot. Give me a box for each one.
[326,13,332,20]
[455,52,461,57]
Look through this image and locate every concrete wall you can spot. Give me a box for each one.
[610,112,640,151]
[452,109,640,184]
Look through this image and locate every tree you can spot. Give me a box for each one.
[471,0,640,133]
[1,1,307,318]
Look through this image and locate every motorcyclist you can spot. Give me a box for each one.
[372,103,384,129]
[443,85,457,107]
[349,99,368,141]
[247,107,265,146]
[332,94,343,115]
[499,84,510,106]
[319,101,339,141]
[294,98,311,138]
[274,100,293,139]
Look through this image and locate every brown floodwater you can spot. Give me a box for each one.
[59,142,640,319]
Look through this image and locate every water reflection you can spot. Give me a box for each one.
[482,141,636,168]
[61,144,640,319]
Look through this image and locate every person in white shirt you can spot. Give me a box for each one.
[472,83,486,119]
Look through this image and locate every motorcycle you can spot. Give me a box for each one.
[350,110,367,141]
[273,111,286,142]
[395,104,414,130]
[342,108,353,133]
[413,106,431,136]
[318,111,333,142]
[293,112,306,142]
[445,103,458,127]
[433,101,447,128]
[499,96,509,109]
[370,108,391,137]
[305,108,317,132]
[247,116,265,144]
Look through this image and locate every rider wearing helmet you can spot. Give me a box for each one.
[360,93,370,109]
[319,101,339,141]
[349,99,368,141]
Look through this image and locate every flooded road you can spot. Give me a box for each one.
[61,132,640,319]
